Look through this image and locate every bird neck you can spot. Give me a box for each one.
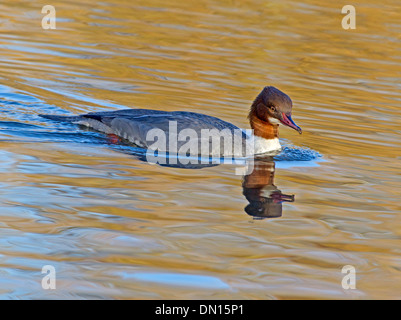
[248,101,279,140]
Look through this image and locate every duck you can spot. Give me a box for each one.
[40,86,302,157]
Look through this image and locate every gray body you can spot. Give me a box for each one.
[40,109,249,157]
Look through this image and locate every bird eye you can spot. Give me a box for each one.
[269,105,276,112]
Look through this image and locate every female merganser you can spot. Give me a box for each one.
[40,86,302,157]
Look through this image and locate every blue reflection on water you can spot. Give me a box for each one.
[119,272,230,289]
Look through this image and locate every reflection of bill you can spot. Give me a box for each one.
[242,160,294,219]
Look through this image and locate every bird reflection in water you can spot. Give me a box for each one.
[113,146,295,220]
[242,159,294,219]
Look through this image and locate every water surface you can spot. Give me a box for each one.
[0,0,400,299]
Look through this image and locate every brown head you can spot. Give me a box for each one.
[248,86,302,139]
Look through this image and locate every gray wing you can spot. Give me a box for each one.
[41,109,246,156]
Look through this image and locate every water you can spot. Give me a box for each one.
[0,0,400,299]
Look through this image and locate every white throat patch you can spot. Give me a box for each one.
[268,117,281,125]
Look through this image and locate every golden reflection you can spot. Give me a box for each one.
[1,0,401,299]
[123,147,295,220]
